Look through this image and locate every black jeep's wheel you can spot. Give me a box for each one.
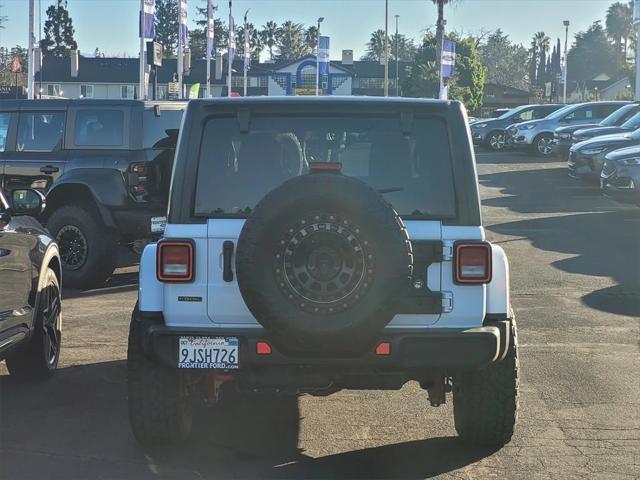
[486,131,507,151]
[6,268,61,379]
[453,319,519,446]
[46,205,117,289]
[236,173,412,354]
[127,310,193,445]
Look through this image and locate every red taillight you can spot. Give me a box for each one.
[256,341,272,355]
[455,243,492,284]
[309,162,342,172]
[132,184,147,195]
[131,164,146,174]
[375,342,391,356]
[157,241,194,282]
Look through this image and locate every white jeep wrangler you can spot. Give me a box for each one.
[127,97,518,447]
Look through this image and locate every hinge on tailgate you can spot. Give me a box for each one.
[441,291,454,313]
[442,241,454,261]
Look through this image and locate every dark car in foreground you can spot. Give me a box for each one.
[0,99,185,288]
[554,102,639,158]
[568,129,640,182]
[600,145,640,206]
[0,188,62,378]
[470,104,563,151]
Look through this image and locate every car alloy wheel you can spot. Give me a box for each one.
[41,279,62,367]
[537,137,554,156]
[57,225,88,271]
[489,133,506,151]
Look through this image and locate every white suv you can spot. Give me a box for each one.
[127,97,518,447]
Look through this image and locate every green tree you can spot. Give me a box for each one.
[304,25,318,54]
[362,29,387,61]
[276,21,308,60]
[0,45,28,87]
[390,33,417,62]
[190,0,227,60]
[237,22,262,61]
[260,21,280,61]
[155,0,178,57]
[0,4,7,30]
[532,32,550,87]
[605,2,633,60]
[479,29,530,90]
[404,32,485,111]
[39,3,77,57]
[567,21,621,84]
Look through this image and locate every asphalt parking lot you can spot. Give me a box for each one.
[1,150,639,480]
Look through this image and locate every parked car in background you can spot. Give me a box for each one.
[600,145,640,206]
[0,99,185,289]
[568,129,640,182]
[471,104,563,151]
[507,101,628,157]
[553,102,638,158]
[573,107,640,143]
[0,187,62,378]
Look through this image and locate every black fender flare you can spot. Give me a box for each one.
[45,168,129,228]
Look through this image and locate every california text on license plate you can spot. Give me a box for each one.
[178,337,239,369]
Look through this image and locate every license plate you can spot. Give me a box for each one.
[150,216,167,233]
[178,337,239,369]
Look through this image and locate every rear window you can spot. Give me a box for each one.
[74,109,124,146]
[194,115,456,219]
[143,109,183,149]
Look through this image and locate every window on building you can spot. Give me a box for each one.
[74,110,124,146]
[358,78,384,89]
[257,76,268,88]
[0,113,11,152]
[299,65,317,89]
[16,112,65,152]
[231,76,246,88]
[47,84,62,97]
[121,85,138,99]
[80,85,94,98]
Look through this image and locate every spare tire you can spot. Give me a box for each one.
[236,172,412,355]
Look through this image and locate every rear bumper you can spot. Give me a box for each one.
[111,207,166,240]
[133,311,512,372]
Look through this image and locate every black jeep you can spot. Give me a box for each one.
[0,99,184,288]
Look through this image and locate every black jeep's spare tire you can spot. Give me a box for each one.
[236,173,412,354]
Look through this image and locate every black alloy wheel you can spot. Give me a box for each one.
[57,225,88,271]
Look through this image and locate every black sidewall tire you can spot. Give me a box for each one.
[5,268,61,379]
[487,131,505,151]
[534,134,554,157]
[127,308,193,445]
[47,205,117,289]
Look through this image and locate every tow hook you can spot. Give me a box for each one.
[424,376,453,407]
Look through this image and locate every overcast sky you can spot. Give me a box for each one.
[0,0,614,59]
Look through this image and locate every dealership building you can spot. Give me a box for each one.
[34,52,410,100]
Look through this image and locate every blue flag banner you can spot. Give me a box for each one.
[229,15,236,59]
[207,0,214,54]
[139,0,155,39]
[319,36,330,75]
[441,39,456,78]
[244,27,251,72]
[179,0,188,45]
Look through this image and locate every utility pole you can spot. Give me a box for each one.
[177,0,186,99]
[395,14,399,96]
[315,17,324,96]
[27,0,35,99]
[383,0,389,97]
[227,0,234,97]
[139,0,146,100]
[563,20,569,104]
[635,0,640,101]
[243,9,249,98]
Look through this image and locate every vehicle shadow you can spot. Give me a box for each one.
[0,360,496,480]
[62,269,139,299]
[475,149,559,165]
[479,167,614,215]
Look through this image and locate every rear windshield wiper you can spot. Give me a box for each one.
[377,187,405,194]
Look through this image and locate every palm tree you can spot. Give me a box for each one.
[260,20,279,61]
[432,0,453,75]
[606,2,632,60]
[276,21,308,60]
[304,25,319,54]
[533,31,550,55]
[364,29,387,61]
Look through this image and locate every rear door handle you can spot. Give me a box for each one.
[40,165,59,174]
[222,241,234,282]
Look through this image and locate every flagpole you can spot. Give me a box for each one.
[227,0,233,97]
[243,9,249,97]
[206,0,212,97]
[177,1,183,99]
[383,0,389,97]
[139,0,146,100]
[27,0,35,99]
[315,17,324,96]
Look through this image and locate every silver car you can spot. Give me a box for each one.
[506,101,628,157]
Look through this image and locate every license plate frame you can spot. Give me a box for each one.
[178,336,239,369]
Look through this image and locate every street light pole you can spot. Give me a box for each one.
[383,0,389,97]
[316,17,324,96]
[395,14,399,96]
[634,0,640,100]
[27,0,35,99]
[563,20,569,104]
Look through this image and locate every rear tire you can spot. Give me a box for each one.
[453,319,519,446]
[533,134,554,157]
[486,131,507,151]
[46,205,117,289]
[127,310,193,445]
[5,268,62,379]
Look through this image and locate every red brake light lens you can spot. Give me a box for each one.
[455,243,492,284]
[157,241,194,282]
